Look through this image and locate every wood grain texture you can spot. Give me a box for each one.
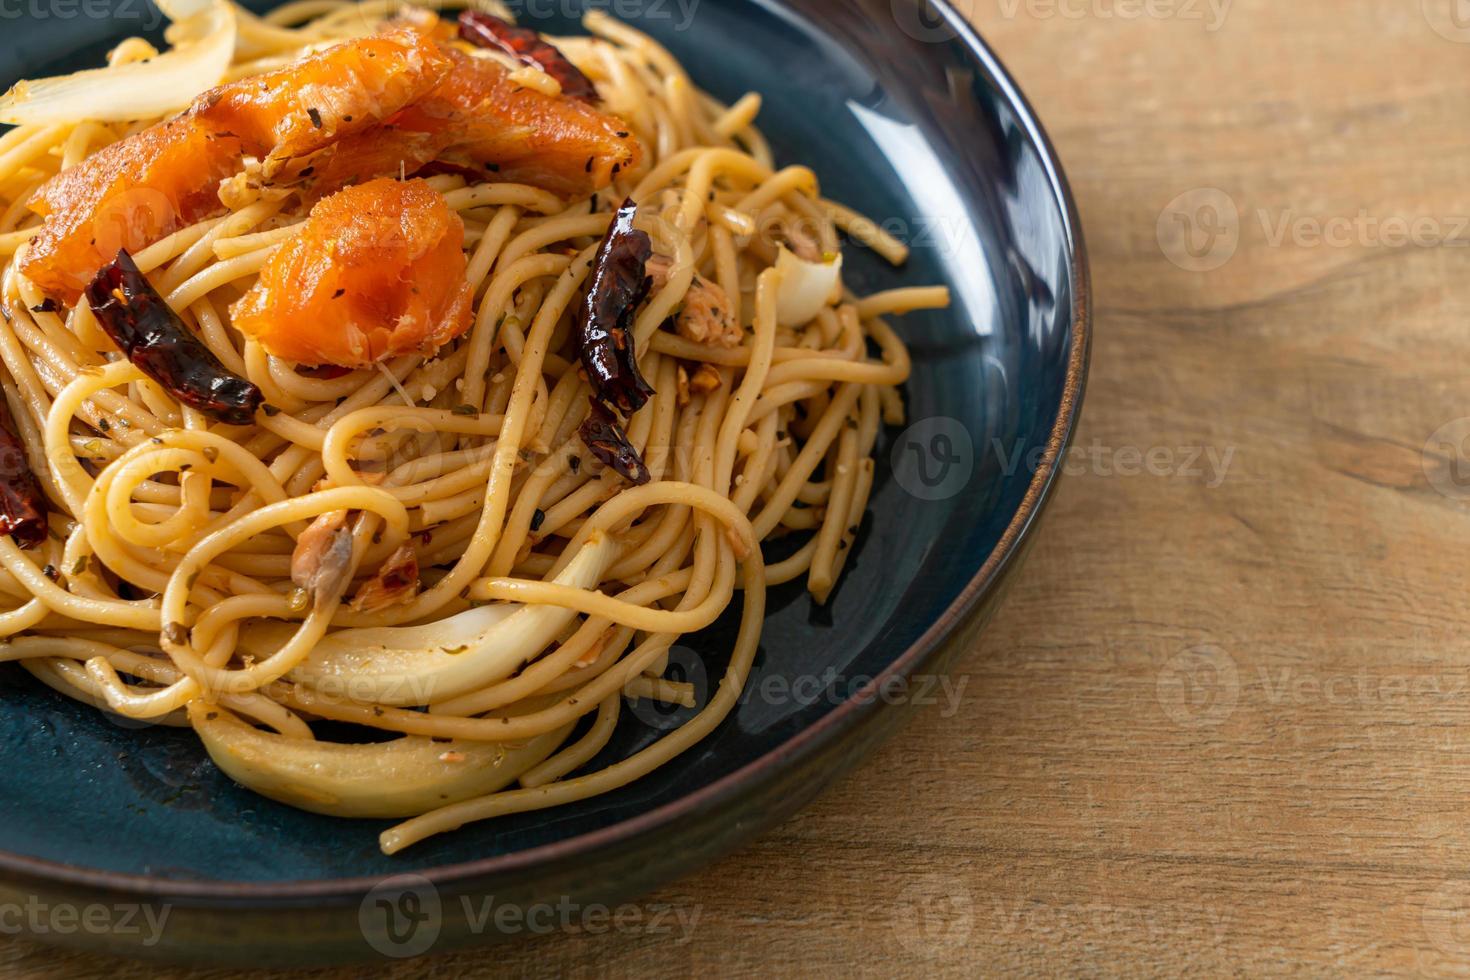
[8,0,1470,974]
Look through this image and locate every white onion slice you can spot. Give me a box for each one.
[774,245,844,328]
[238,530,619,706]
[0,0,235,126]
[188,701,574,818]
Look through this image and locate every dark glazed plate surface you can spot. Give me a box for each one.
[0,0,1088,943]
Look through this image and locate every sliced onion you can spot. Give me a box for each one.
[238,529,619,706]
[187,701,574,818]
[774,245,844,328]
[159,0,219,41]
[0,0,235,126]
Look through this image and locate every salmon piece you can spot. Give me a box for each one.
[23,31,452,301]
[231,178,471,368]
[289,126,442,194]
[22,32,629,303]
[305,48,641,198]
[192,29,451,170]
[22,118,243,301]
[419,49,641,194]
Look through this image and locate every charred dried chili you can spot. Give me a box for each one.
[457,11,600,103]
[579,398,649,486]
[571,199,658,484]
[0,396,46,548]
[351,543,419,612]
[575,198,655,416]
[85,250,264,426]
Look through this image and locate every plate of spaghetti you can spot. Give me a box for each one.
[0,0,1087,964]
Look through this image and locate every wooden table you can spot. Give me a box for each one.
[9,0,1470,974]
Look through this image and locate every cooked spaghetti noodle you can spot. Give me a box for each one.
[0,0,948,853]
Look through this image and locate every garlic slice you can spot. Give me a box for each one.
[187,702,573,818]
[774,245,844,327]
[239,530,619,706]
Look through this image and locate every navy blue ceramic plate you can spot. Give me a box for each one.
[0,0,1087,964]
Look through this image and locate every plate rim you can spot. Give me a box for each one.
[0,0,1092,904]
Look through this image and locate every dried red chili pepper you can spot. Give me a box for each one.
[457,10,600,103]
[85,250,264,426]
[351,542,419,612]
[575,198,655,416]
[0,396,45,548]
[579,398,649,485]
